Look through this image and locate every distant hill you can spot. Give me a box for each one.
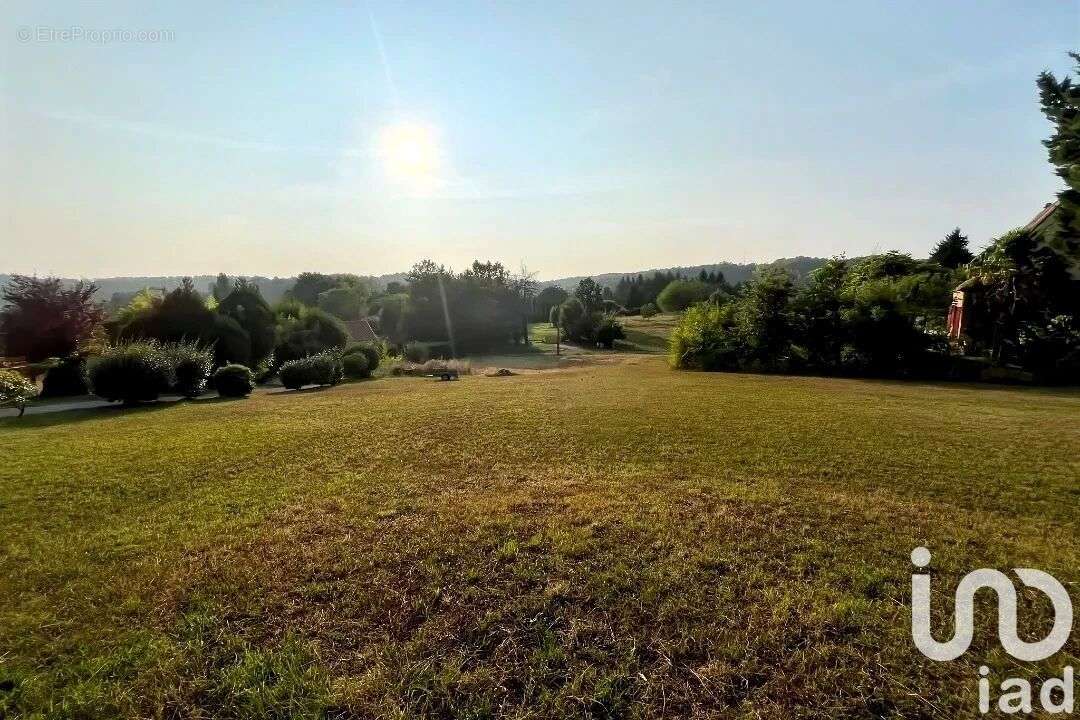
[540,256,829,291]
[0,257,829,307]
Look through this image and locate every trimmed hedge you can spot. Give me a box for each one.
[164,343,213,398]
[343,342,380,378]
[279,350,343,390]
[342,352,370,379]
[213,364,255,397]
[87,341,173,404]
[41,355,88,398]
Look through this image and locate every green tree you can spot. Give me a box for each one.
[535,286,568,322]
[656,280,711,312]
[1037,52,1080,259]
[217,279,276,366]
[317,285,367,321]
[930,228,973,268]
[211,273,232,301]
[573,278,604,314]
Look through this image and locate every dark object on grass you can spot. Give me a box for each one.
[487,368,515,377]
[433,368,459,381]
[213,364,255,397]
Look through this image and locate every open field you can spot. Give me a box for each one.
[1,357,1078,718]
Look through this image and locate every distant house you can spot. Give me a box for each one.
[342,318,379,342]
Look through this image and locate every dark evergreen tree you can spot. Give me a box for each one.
[1037,53,1080,258]
[929,228,974,268]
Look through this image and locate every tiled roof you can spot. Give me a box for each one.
[343,318,378,342]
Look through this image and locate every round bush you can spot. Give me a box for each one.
[308,350,343,386]
[213,364,255,397]
[344,342,380,375]
[164,343,214,398]
[342,352,370,379]
[278,358,311,390]
[0,369,38,417]
[41,355,88,398]
[640,302,658,318]
[87,342,173,404]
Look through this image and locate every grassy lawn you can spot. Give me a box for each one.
[617,314,681,352]
[1,358,1077,718]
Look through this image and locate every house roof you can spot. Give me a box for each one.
[343,318,378,342]
[1023,201,1060,235]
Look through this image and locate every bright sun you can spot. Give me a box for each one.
[376,121,440,185]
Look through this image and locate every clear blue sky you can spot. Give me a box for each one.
[2,1,1077,279]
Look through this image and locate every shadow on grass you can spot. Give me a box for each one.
[0,399,182,429]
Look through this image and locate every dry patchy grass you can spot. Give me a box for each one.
[0,358,1077,718]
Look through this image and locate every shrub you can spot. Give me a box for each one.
[41,355,88,398]
[657,280,711,312]
[342,352,370,379]
[119,279,253,367]
[344,342,381,375]
[279,350,343,390]
[640,303,658,318]
[404,344,430,363]
[86,341,173,404]
[213,364,255,397]
[595,315,626,349]
[0,369,38,417]
[669,303,741,371]
[163,342,214,398]
[273,307,349,366]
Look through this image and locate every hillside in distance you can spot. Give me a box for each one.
[0,256,829,305]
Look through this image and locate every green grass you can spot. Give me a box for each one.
[616,313,681,352]
[1,359,1077,718]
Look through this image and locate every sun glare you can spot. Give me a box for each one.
[376,121,441,187]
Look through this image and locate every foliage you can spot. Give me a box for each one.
[376,293,409,347]
[556,297,587,341]
[929,228,973,268]
[273,307,349,366]
[343,342,380,377]
[41,355,88,398]
[594,314,626,349]
[671,259,950,377]
[163,343,214,398]
[342,352,370,379]
[217,280,276,367]
[669,302,741,370]
[534,286,568,322]
[317,285,367,321]
[963,228,1079,368]
[572,278,604,314]
[640,302,658,318]
[119,279,252,367]
[278,350,343,390]
[86,341,173,404]
[1037,52,1080,259]
[403,260,523,353]
[213,364,255,397]
[656,280,711,312]
[548,305,560,326]
[1,275,103,361]
[0,369,38,416]
[210,273,233,302]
